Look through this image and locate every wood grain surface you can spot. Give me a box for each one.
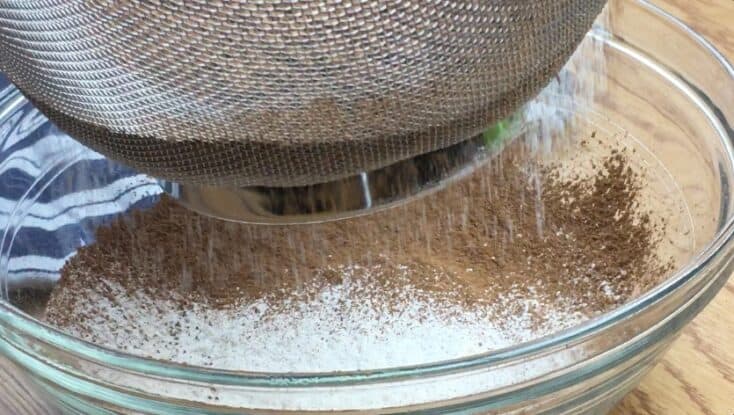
[611,0,734,414]
[0,0,733,414]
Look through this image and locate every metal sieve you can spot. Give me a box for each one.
[0,0,606,223]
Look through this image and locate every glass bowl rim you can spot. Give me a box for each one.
[1,0,733,388]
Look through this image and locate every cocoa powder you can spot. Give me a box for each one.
[44,137,672,342]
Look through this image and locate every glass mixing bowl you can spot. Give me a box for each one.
[1,0,734,413]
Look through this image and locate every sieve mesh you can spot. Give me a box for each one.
[0,0,606,187]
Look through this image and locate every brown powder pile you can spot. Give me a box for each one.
[45,137,673,337]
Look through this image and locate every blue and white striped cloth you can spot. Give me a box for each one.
[0,74,161,293]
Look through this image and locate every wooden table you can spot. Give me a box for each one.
[610,1,734,414]
[1,0,733,413]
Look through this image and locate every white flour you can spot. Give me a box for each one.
[63,264,586,372]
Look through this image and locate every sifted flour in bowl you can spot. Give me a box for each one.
[43,136,681,372]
